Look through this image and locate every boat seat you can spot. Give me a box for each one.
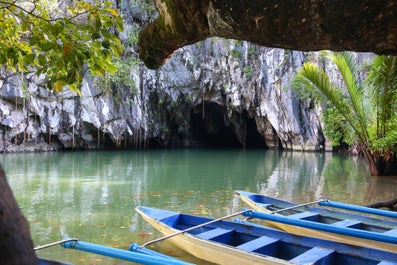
[383,228,397,236]
[236,235,279,252]
[256,203,271,209]
[377,261,397,265]
[195,228,233,240]
[331,219,362,228]
[287,211,320,221]
[289,246,335,264]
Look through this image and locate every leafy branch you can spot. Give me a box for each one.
[0,0,123,94]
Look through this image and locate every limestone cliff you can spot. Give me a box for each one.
[0,2,372,152]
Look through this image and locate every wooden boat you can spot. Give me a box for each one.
[136,206,397,265]
[236,190,397,252]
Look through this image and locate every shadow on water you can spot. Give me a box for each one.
[1,149,396,264]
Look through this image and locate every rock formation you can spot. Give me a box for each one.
[138,0,397,69]
[0,1,373,153]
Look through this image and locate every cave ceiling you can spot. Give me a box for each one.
[138,0,397,69]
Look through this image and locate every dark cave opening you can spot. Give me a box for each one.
[244,112,267,149]
[190,102,267,148]
[190,102,241,148]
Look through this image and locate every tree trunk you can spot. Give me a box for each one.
[0,163,38,265]
[363,150,397,176]
[367,198,397,211]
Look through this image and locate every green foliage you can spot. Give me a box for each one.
[96,57,139,93]
[248,46,256,57]
[292,52,397,175]
[366,56,397,151]
[0,0,123,94]
[243,66,253,78]
[231,48,242,58]
[292,52,370,146]
[322,106,354,146]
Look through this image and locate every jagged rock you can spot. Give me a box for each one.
[138,0,397,69]
[0,5,373,152]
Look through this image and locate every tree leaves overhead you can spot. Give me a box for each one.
[0,0,123,94]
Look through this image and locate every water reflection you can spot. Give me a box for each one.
[1,149,395,264]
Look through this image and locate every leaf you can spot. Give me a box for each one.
[39,42,55,52]
[54,80,65,92]
[38,54,47,66]
[62,41,73,57]
[24,54,35,65]
[106,8,119,17]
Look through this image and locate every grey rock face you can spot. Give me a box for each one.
[0,37,371,152]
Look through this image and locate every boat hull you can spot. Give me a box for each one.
[136,206,397,265]
[236,190,397,253]
[137,207,289,265]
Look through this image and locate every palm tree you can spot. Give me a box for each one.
[292,52,397,176]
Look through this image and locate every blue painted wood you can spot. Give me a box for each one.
[319,200,397,219]
[288,212,320,220]
[196,228,233,240]
[236,235,279,252]
[331,219,362,228]
[377,260,397,265]
[137,206,397,265]
[62,238,194,265]
[289,247,334,264]
[384,229,397,236]
[378,261,397,265]
[243,210,397,245]
[236,190,397,232]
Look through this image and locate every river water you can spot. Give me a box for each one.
[1,149,396,264]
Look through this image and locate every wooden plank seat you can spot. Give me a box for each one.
[289,247,335,264]
[331,219,362,228]
[383,228,397,236]
[195,228,233,240]
[377,261,397,265]
[256,203,271,209]
[236,235,279,252]
[287,211,320,221]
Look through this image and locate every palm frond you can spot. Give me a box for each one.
[292,62,367,144]
[331,52,369,142]
[367,56,397,140]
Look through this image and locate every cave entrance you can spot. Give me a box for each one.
[244,112,267,148]
[190,102,267,148]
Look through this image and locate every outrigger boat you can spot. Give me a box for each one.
[136,206,397,265]
[236,190,397,252]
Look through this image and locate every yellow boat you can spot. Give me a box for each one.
[236,190,397,253]
[136,206,397,265]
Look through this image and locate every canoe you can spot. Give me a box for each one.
[236,190,397,252]
[136,206,397,265]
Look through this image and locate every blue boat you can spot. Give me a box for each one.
[236,190,397,252]
[136,206,397,265]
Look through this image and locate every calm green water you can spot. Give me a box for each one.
[1,149,397,264]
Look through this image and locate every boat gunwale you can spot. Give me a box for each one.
[236,190,397,228]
